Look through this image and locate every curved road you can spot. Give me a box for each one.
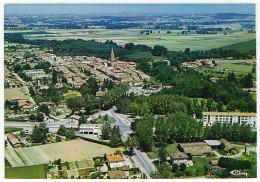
[108,107,156,178]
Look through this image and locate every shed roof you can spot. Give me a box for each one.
[170,152,189,159]
[204,140,221,146]
[179,142,212,156]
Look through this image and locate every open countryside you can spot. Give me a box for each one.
[5,29,255,51]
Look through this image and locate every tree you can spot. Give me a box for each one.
[57,124,67,136]
[252,66,256,73]
[37,104,50,116]
[114,150,122,155]
[52,69,58,84]
[84,94,99,114]
[31,123,49,143]
[179,163,186,171]
[154,117,168,163]
[219,143,225,150]
[65,128,76,140]
[29,114,36,122]
[101,122,111,140]
[110,126,121,147]
[24,51,31,60]
[135,121,153,152]
[22,63,31,70]
[66,96,84,114]
[151,45,169,56]
[36,112,44,122]
[78,115,87,127]
[124,136,137,154]
[80,77,99,96]
[29,86,35,96]
[56,136,62,142]
[172,163,179,173]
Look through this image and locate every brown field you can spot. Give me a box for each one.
[7,139,123,167]
[4,88,29,101]
[38,139,123,162]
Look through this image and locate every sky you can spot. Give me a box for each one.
[4,4,255,16]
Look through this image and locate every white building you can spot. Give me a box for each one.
[79,124,101,137]
[23,69,47,79]
[106,155,125,169]
[202,112,256,128]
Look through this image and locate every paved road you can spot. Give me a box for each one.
[109,108,132,141]
[5,119,74,132]
[108,107,156,178]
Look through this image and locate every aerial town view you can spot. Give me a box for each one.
[3,3,257,179]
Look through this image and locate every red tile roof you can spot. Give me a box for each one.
[106,155,124,163]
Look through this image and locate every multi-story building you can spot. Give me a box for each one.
[202,112,256,127]
[23,69,47,79]
[79,124,101,137]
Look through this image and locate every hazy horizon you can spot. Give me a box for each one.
[5,4,255,16]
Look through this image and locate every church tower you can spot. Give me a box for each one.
[111,47,115,62]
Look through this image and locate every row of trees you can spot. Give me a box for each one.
[204,122,256,143]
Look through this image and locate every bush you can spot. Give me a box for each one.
[218,157,252,171]
[56,136,62,142]
[171,163,178,173]
[185,170,192,176]
[179,163,186,171]
[174,171,184,177]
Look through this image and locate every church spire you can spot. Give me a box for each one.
[111,47,115,62]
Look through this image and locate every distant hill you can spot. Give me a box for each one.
[221,39,256,54]
[214,13,254,19]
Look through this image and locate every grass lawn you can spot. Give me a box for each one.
[5,116,29,122]
[89,115,115,124]
[147,143,179,159]
[187,156,215,177]
[238,152,257,178]
[63,90,81,98]
[4,127,23,134]
[5,164,48,179]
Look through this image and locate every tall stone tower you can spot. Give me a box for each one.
[111,47,115,62]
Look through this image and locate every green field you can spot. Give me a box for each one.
[222,39,256,53]
[5,29,255,51]
[5,164,48,179]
